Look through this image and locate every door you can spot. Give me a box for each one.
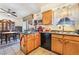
[51,38,63,54]
[20,35,27,54]
[0,22,2,31]
[2,22,7,31]
[35,33,40,48]
[42,10,53,25]
[64,40,79,55]
[26,34,35,53]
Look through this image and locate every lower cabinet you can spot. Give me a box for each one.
[63,40,79,55]
[51,34,79,55]
[51,37,63,54]
[35,33,40,48]
[20,35,27,54]
[20,32,40,54]
[26,34,35,53]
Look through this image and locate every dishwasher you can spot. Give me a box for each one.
[41,33,51,51]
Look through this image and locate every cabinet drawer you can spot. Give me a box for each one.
[27,34,34,39]
[64,35,79,42]
[52,34,63,38]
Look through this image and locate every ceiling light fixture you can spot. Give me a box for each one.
[0,8,17,17]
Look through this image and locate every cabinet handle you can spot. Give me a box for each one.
[23,44,25,47]
[65,40,69,44]
[66,40,79,44]
[58,39,63,43]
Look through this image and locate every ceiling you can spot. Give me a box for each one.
[0,3,75,18]
[0,3,47,18]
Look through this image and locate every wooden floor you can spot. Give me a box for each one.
[0,42,56,55]
[29,47,56,55]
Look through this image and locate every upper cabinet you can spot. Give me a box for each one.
[42,10,53,25]
[54,4,79,25]
[69,4,79,18]
[0,20,15,32]
[60,6,69,18]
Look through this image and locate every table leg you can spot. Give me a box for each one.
[5,34,8,44]
[13,33,17,41]
[8,34,10,42]
[1,34,2,44]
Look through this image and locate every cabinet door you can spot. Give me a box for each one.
[0,22,2,31]
[2,22,7,31]
[35,33,40,48]
[42,10,53,25]
[60,6,69,18]
[20,35,27,54]
[51,38,63,54]
[69,4,79,18]
[64,40,79,55]
[26,35,35,53]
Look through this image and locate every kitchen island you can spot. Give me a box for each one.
[20,32,40,54]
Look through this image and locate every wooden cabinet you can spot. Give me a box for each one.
[20,35,27,54]
[63,35,79,55]
[26,34,35,52]
[60,6,69,18]
[35,33,40,48]
[64,40,79,55]
[20,34,35,54]
[51,35,63,54]
[52,33,79,55]
[68,4,79,18]
[0,20,15,32]
[42,10,53,25]
[20,32,40,54]
[0,21,2,31]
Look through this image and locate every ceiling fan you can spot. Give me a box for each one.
[0,8,17,17]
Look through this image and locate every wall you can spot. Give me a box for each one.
[41,3,79,31]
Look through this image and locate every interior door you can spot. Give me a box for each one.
[64,40,79,55]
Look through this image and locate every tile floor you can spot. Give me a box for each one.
[29,47,56,55]
[0,42,56,55]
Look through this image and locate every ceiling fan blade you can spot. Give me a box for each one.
[0,8,17,17]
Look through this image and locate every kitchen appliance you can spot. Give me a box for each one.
[41,33,51,51]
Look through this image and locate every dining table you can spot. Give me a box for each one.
[0,31,20,44]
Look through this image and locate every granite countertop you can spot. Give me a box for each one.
[21,31,37,35]
[21,31,79,36]
[41,32,79,36]
[52,32,79,36]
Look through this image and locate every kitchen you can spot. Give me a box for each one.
[0,3,79,55]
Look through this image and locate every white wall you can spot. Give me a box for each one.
[40,3,79,31]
